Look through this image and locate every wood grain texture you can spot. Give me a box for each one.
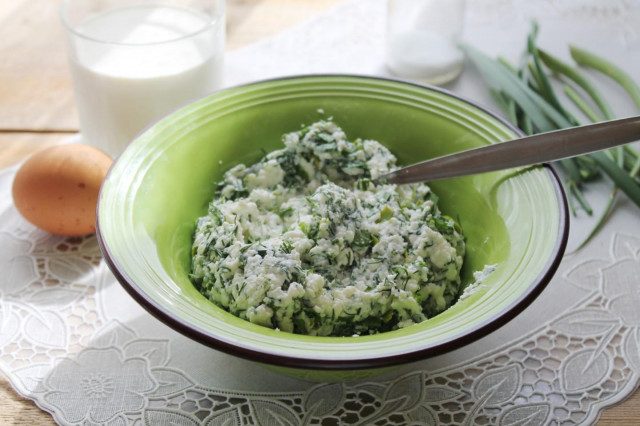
[599,389,640,424]
[0,0,77,131]
[0,132,73,169]
[226,0,343,50]
[1,377,54,425]
[1,0,639,424]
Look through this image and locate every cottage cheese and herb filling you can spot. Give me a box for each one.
[190,121,465,337]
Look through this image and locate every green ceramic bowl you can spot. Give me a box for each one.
[97,75,568,381]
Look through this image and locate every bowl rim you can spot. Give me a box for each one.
[96,73,569,371]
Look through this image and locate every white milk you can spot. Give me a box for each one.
[68,5,224,157]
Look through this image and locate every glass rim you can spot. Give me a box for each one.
[60,0,224,47]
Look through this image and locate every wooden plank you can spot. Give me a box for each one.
[0,132,73,169]
[599,390,640,424]
[0,377,55,425]
[227,0,342,50]
[0,0,77,131]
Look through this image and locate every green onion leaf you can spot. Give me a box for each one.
[462,43,572,131]
[590,152,640,209]
[538,49,614,120]
[570,45,640,110]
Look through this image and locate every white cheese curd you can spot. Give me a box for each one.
[191,121,465,336]
[458,264,498,301]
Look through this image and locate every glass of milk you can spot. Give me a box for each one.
[385,0,465,85]
[61,0,225,157]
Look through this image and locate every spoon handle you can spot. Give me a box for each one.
[383,115,640,185]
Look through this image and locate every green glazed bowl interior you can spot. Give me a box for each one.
[97,75,568,371]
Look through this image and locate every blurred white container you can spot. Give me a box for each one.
[385,0,465,85]
[62,0,225,157]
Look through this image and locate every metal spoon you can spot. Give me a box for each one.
[380,115,640,185]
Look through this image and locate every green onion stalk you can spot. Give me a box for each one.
[461,22,640,251]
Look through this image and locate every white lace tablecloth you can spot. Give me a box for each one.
[2,0,640,424]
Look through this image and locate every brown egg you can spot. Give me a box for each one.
[12,144,113,236]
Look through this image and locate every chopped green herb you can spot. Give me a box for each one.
[378,205,394,222]
[191,121,465,337]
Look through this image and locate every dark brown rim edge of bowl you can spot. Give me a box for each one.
[96,74,570,372]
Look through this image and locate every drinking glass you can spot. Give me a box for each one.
[62,0,225,157]
[385,0,465,85]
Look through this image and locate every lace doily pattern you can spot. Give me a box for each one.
[2,162,640,425]
[0,220,105,370]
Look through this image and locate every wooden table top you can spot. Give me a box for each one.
[0,0,638,424]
